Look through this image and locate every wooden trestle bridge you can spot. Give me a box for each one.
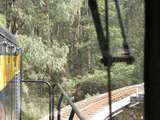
[40,83,144,120]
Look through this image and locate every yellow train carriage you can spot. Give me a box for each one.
[0,26,21,120]
[0,55,20,91]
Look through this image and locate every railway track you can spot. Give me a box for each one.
[60,84,144,120]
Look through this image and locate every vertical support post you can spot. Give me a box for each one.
[21,80,54,120]
[19,48,22,120]
[57,83,86,120]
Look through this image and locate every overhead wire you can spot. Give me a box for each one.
[88,0,113,119]
[114,0,130,55]
[104,0,112,119]
[88,0,134,119]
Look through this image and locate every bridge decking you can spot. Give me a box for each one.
[60,84,144,120]
[40,83,144,120]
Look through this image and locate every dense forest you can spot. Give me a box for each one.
[0,0,144,119]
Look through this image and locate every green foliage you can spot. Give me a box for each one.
[111,63,135,88]
[0,0,144,119]
[22,96,49,120]
[49,0,83,23]
[0,14,6,27]
[17,35,69,81]
[66,65,137,96]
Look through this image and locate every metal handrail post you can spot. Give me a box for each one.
[57,83,86,120]
[21,80,54,120]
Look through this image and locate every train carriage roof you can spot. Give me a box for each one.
[0,26,17,46]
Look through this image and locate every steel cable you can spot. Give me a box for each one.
[114,0,130,54]
[104,0,112,119]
